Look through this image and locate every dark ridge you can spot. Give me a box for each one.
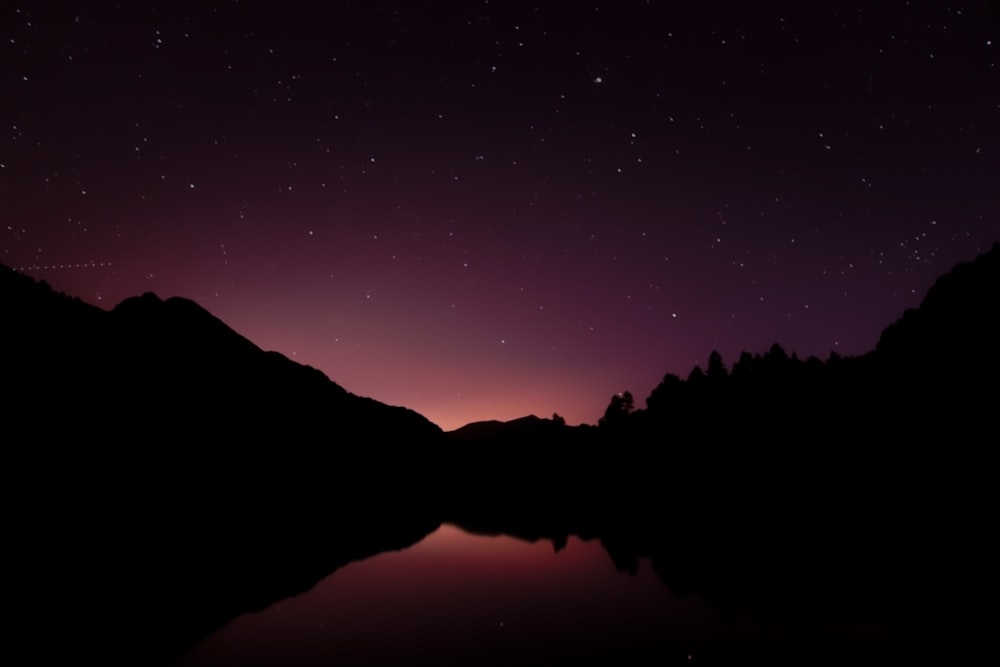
[2,264,447,664]
[443,242,1000,663]
[448,413,597,445]
[3,241,998,665]
[877,241,1000,368]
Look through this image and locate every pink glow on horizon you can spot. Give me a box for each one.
[4,2,996,432]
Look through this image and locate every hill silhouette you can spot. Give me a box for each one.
[2,265,447,664]
[3,242,997,665]
[458,242,998,448]
[442,241,999,663]
[2,268,441,443]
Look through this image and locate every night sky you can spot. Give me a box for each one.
[4,2,998,430]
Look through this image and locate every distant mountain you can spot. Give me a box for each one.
[449,413,597,444]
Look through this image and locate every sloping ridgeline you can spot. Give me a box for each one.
[3,241,998,665]
[444,242,999,663]
[2,265,446,664]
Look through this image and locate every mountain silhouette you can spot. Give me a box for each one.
[877,241,1000,364]
[3,242,997,666]
[2,268,441,443]
[872,241,999,438]
[442,242,1000,664]
[2,265,447,664]
[449,413,598,444]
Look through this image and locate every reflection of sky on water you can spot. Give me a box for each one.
[178,524,717,666]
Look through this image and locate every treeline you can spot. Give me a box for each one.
[599,345,869,443]
[597,242,999,447]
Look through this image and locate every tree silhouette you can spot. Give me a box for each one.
[686,365,706,385]
[707,350,727,382]
[765,342,789,365]
[599,391,634,428]
[646,373,682,413]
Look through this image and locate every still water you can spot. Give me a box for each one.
[177,524,908,666]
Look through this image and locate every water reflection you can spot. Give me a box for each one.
[177,524,716,666]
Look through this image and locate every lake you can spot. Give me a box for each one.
[176,523,915,666]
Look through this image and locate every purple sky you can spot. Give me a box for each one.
[3,2,998,430]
